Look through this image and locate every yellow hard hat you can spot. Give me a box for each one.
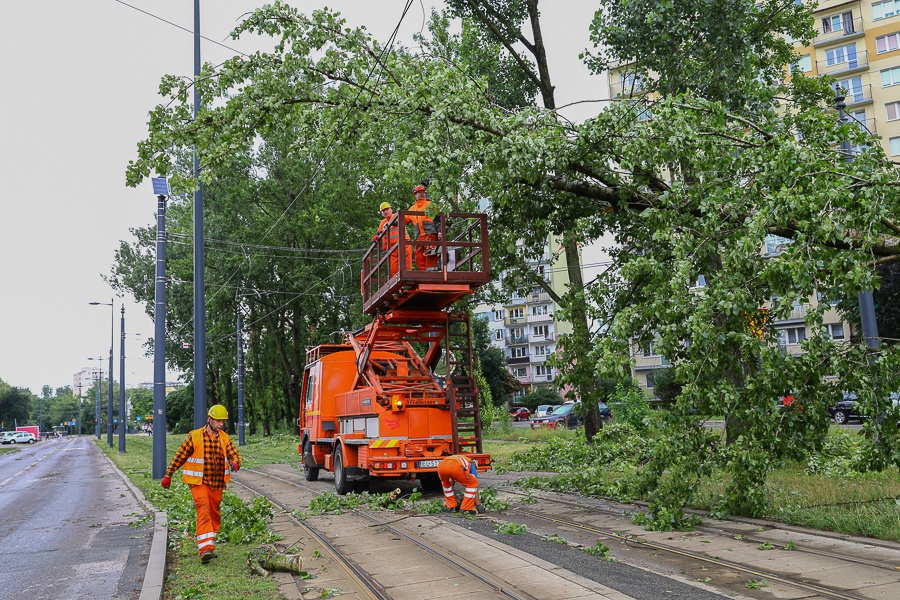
[379,202,391,211]
[208,405,229,420]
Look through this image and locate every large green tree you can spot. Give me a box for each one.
[125,1,900,519]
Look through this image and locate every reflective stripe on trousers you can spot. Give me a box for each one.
[191,484,223,556]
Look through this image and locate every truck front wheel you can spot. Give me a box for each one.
[334,445,353,495]
[303,440,319,482]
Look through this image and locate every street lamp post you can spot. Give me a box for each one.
[89,299,115,447]
[119,304,126,453]
[151,177,169,478]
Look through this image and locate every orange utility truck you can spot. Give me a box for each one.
[299,211,492,494]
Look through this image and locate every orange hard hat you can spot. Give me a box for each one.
[413,185,426,194]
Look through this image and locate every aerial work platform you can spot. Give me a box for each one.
[361,212,490,315]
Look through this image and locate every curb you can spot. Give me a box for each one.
[139,512,168,600]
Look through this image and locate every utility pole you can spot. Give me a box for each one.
[119,304,126,453]
[151,177,169,479]
[193,0,207,428]
[836,93,880,353]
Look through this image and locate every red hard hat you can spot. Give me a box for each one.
[413,185,426,194]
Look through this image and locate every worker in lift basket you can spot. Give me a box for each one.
[404,184,439,271]
[437,454,485,515]
[161,404,242,564]
[373,201,412,276]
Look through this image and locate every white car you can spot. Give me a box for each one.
[1,431,37,444]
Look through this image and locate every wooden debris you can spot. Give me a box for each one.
[248,545,303,577]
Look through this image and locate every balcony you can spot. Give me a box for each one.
[816,50,868,77]
[530,332,555,343]
[505,336,528,346]
[838,83,872,106]
[515,375,533,385]
[527,313,553,323]
[504,316,527,326]
[773,305,807,323]
[813,18,864,47]
[529,291,550,303]
[530,354,549,363]
[508,356,530,365]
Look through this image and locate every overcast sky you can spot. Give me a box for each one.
[0,1,603,395]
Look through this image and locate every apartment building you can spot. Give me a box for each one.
[73,366,106,399]
[794,0,900,157]
[476,236,578,398]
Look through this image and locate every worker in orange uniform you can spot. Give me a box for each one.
[373,201,411,277]
[404,184,439,271]
[161,405,242,563]
[437,454,484,515]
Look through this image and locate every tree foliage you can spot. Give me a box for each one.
[124,0,900,520]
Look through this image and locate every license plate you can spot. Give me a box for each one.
[417,460,440,469]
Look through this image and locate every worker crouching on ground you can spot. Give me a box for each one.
[373,201,412,277]
[405,184,439,271]
[161,404,242,563]
[437,454,484,515]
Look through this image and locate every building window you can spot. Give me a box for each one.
[888,102,900,121]
[835,76,864,102]
[513,367,527,378]
[779,326,807,345]
[891,136,900,155]
[792,54,812,74]
[535,364,551,377]
[535,345,550,356]
[510,307,524,319]
[494,329,503,341]
[511,346,528,358]
[877,33,900,54]
[825,323,845,340]
[874,0,900,21]
[882,66,900,87]
[493,309,504,321]
[645,370,660,388]
[765,234,791,255]
[823,11,853,35]
[641,340,657,357]
[531,304,549,316]
[533,325,549,337]
[826,44,858,67]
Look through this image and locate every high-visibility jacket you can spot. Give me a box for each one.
[376,214,408,251]
[405,199,437,238]
[182,428,234,485]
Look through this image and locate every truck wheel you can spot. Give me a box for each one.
[833,410,849,425]
[302,441,319,482]
[334,446,352,495]
[419,473,442,493]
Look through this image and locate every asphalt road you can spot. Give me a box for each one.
[0,436,151,600]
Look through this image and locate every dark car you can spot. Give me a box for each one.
[508,406,531,421]
[827,393,864,424]
[530,403,582,429]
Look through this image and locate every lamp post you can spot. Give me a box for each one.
[151,177,169,478]
[90,299,115,447]
[119,304,126,453]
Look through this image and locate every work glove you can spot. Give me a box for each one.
[231,462,240,472]
[161,476,171,489]
[372,235,378,243]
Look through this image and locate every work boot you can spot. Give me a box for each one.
[476,503,486,514]
[442,506,459,513]
[201,551,217,564]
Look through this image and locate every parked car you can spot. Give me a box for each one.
[2,431,37,444]
[597,402,612,421]
[508,406,531,421]
[0,432,14,443]
[828,392,900,425]
[534,405,556,418]
[531,403,582,429]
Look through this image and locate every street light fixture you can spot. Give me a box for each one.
[90,299,115,448]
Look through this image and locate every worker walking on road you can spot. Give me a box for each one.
[373,202,412,277]
[437,454,484,515]
[161,405,242,564]
[405,184,439,271]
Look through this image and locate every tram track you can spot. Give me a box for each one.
[233,466,537,600]
[489,483,899,600]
